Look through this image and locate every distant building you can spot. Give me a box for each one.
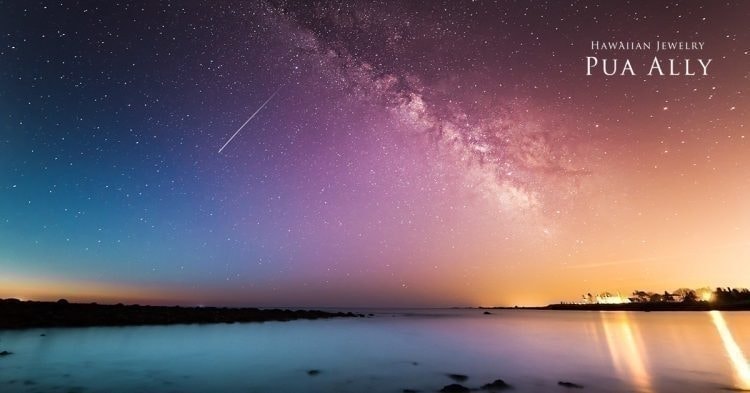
[596,292,630,304]
[581,292,631,304]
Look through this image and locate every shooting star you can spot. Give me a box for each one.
[218,87,281,154]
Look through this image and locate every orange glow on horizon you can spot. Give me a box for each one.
[0,273,189,306]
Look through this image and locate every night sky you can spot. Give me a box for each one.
[1,1,749,307]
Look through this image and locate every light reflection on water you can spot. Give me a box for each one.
[0,310,748,392]
[600,312,652,392]
[710,310,750,389]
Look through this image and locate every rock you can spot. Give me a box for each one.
[447,374,469,382]
[440,384,471,392]
[307,369,320,376]
[0,300,356,329]
[483,311,492,315]
[481,379,512,390]
[0,350,13,356]
[557,381,584,389]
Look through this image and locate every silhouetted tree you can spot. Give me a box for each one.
[713,287,750,305]
[631,290,649,303]
[673,288,691,296]
[682,291,697,303]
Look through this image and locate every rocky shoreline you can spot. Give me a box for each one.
[0,298,362,329]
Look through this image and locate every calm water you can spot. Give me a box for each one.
[1,309,749,392]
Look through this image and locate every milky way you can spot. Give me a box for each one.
[1,1,748,306]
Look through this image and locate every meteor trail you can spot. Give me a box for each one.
[218,87,281,154]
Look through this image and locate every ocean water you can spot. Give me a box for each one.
[0,309,748,392]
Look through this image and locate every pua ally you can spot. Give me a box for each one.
[586,57,712,76]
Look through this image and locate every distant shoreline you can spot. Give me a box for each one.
[477,302,750,312]
[0,298,363,330]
